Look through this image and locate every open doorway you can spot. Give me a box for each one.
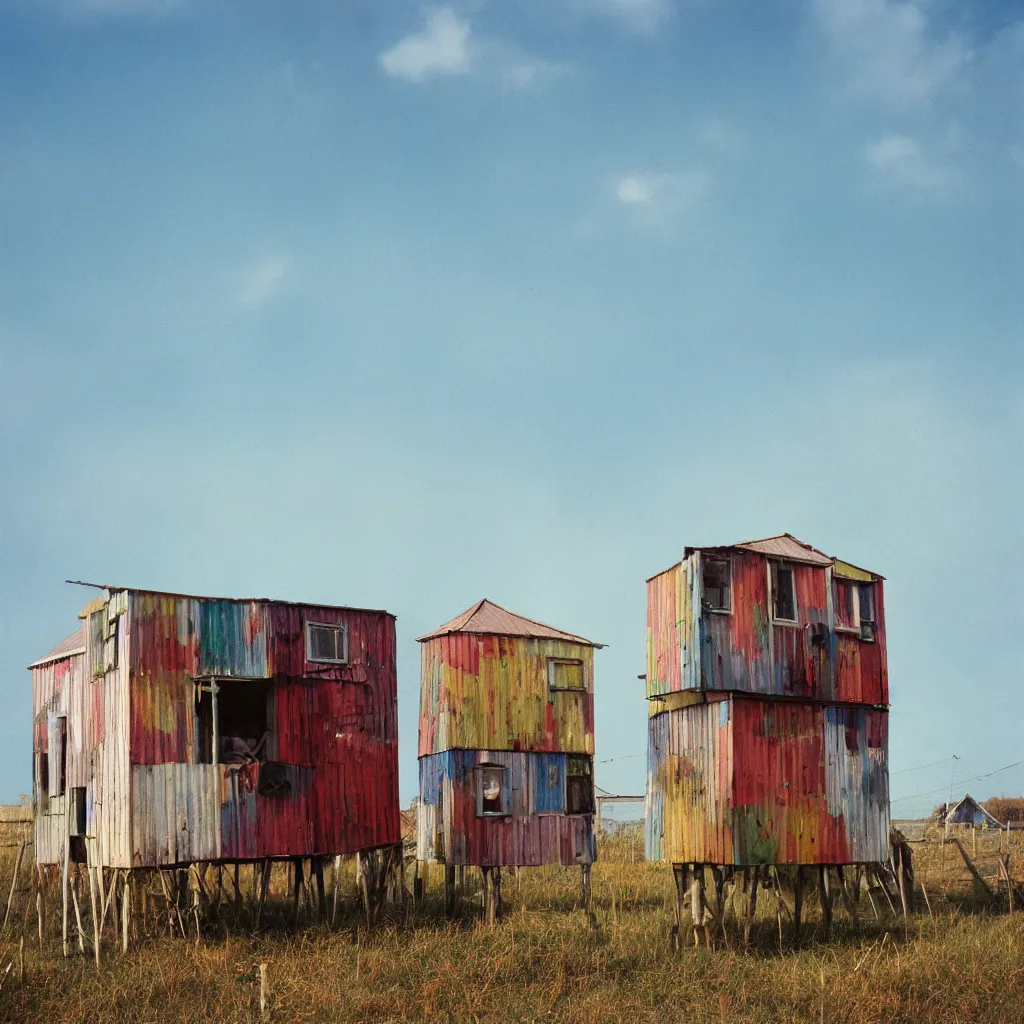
[196,679,271,764]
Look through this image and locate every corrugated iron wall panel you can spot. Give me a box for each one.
[647,698,889,866]
[417,750,596,867]
[418,636,594,756]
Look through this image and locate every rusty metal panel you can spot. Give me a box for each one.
[647,541,887,707]
[417,750,595,867]
[419,634,594,756]
[646,697,889,866]
[418,599,598,645]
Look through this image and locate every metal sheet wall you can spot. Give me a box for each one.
[418,635,594,757]
[417,750,596,867]
[33,591,132,867]
[646,552,887,707]
[646,697,889,866]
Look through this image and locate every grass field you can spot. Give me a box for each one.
[0,826,1022,1024]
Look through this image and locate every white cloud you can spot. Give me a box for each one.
[614,170,710,209]
[587,0,674,34]
[499,54,571,92]
[812,0,968,107]
[864,134,955,196]
[235,255,290,311]
[379,7,472,83]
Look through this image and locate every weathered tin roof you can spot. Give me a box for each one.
[417,599,600,646]
[29,626,86,669]
[731,534,834,566]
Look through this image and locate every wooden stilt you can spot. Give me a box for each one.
[61,837,70,958]
[233,863,242,917]
[743,866,760,948]
[87,865,101,967]
[121,873,131,953]
[580,864,592,911]
[2,840,27,933]
[793,866,804,939]
[314,858,326,919]
[70,865,86,954]
[444,864,456,917]
[690,865,706,948]
[291,858,304,924]
[493,866,502,921]
[817,866,833,937]
[331,855,342,925]
[836,866,858,923]
[255,861,272,930]
[36,869,44,948]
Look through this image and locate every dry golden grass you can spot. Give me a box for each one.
[0,830,1022,1024]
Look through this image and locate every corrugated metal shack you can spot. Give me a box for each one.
[645,535,890,936]
[416,600,601,917]
[31,586,400,933]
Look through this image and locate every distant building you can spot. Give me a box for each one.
[416,600,601,911]
[645,535,890,880]
[31,587,400,885]
[945,795,1005,830]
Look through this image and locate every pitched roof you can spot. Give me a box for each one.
[417,599,600,646]
[732,534,834,566]
[945,795,1005,829]
[29,626,86,669]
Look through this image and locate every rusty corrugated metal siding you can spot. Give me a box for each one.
[418,602,598,869]
[646,697,889,865]
[417,750,596,867]
[646,548,887,706]
[418,634,595,756]
[646,536,890,868]
[32,588,399,869]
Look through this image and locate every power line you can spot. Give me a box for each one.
[596,754,645,764]
[891,757,1024,805]
[891,755,958,776]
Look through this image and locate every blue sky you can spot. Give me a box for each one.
[1,0,1021,818]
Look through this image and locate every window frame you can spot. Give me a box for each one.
[547,657,586,692]
[304,620,349,665]
[771,563,799,625]
[475,764,509,818]
[565,754,595,816]
[702,555,733,615]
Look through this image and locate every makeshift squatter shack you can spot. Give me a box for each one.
[416,600,601,919]
[645,535,890,936]
[31,585,400,937]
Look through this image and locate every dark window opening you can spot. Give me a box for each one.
[858,584,875,624]
[566,755,594,815]
[305,621,348,664]
[90,612,104,675]
[110,615,120,670]
[772,565,797,622]
[35,752,49,814]
[53,717,67,797]
[69,787,87,836]
[477,765,508,817]
[548,658,585,690]
[196,679,271,764]
[703,557,731,612]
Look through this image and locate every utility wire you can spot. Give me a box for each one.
[891,757,1024,804]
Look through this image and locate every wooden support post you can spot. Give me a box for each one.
[412,860,423,907]
[670,863,688,951]
[332,855,343,925]
[2,840,27,934]
[743,866,760,948]
[314,858,326,919]
[88,866,101,967]
[70,865,86,954]
[61,837,70,958]
[580,864,592,911]
[793,866,804,939]
[494,867,502,921]
[836,866,858,923]
[36,870,44,948]
[817,866,833,938]
[121,873,131,953]
[444,864,456,918]
[690,865,706,948]
[895,847,910,921]
[233,863,242,918]
[291,858,304,924]
[255,861,271,930]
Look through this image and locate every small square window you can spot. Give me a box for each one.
[547,658,585,691]
[566,755,594,815]
[305,621,348,664]
[703,557,731,613]
[772,564,797,622]
[476,765,508,817]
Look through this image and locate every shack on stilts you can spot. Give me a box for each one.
[30,585,401,957]
[416,600,601,923]
[645,535,893,946]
